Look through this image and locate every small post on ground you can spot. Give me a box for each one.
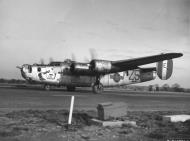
[67,96,75,129]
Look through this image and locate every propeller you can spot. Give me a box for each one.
[49,57,54,63]
[83,48,98,63]
[89,48,98,60]
[71,53,76,61]
[70,48,98,63]
[39,57,54,65]
[40,58,45,65]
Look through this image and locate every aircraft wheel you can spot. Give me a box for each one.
[92,83,104,94]
[44,85,51,91]
[67,86,76,92]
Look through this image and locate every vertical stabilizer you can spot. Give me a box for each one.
[157,59,173,80]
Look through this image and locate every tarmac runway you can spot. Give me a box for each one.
[0,87,190,112]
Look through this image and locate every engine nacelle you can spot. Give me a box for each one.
[140,68,156,82]
[70,63,90,75]
[90,60,112,74]
[157,59,173,80]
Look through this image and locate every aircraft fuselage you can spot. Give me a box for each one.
[21,64,156,87]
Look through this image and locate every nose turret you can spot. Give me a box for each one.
[17,64,31,80]
[21,65,27,79]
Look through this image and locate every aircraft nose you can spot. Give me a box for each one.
[21,64,31,79]
[21,66,27,79]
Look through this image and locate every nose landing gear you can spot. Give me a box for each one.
[44,84,51,91]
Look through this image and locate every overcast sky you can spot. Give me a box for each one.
[0,0,189,88]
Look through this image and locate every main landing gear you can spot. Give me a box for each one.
[92,76,104,94]
[92,83,104,94]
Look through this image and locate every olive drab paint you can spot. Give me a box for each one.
[157,59,173,80]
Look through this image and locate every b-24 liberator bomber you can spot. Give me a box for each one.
[17,52,182,93]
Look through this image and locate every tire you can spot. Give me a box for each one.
[44,85,51,91]
[67,86,76,92]
[92,83,104,94]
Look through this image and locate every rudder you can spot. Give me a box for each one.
[157,59,173,80]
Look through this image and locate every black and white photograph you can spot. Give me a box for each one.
[0,0,189,140]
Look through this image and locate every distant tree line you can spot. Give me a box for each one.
[0,78,26,84]
[148,83,190,93]
[0,78,189,93]
[109,83,190,93]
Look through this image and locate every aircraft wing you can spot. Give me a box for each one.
[111,53,183,71]
[70,52,182,75]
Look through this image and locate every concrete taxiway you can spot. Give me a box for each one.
[0,87,190,112]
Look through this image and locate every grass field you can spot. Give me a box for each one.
[0,86,190,141]
[0,110,190,141]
